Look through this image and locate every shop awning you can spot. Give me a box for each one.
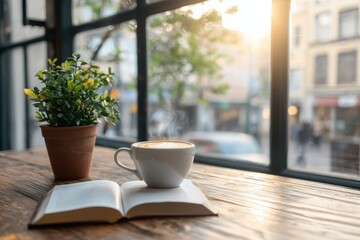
[315,97,338,107]
[315,96,360,107]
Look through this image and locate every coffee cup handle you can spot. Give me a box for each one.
[114,148,143,180]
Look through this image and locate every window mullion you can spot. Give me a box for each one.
[53,0,73,62]
[137,0,148,141]
[270,0,290,174]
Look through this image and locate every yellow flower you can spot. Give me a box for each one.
[85,79,94,87]
[39,91,47,100]
[24,89,38,99]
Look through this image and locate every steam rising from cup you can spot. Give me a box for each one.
[149,103,188,140]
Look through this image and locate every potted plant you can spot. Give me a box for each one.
[24,53,120,180]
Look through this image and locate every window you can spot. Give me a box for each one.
[0,0,47,150]
[314,54,328,85]
[315,12,331,42]
[338,51,357,84]
[289,0,360,184]
[72,0,272,165]
[74,22,138,141]
[72,0,136,25]
[339,9,358,39]
[1,0,360,188]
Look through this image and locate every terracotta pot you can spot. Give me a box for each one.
[40,125,98,180]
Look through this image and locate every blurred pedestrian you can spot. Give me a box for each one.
[297,121,312,166]
[312,120,322,148]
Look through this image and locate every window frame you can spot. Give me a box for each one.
[0,0,48,149]
[1,0,359,189]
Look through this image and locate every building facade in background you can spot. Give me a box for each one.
[290,0,360,140]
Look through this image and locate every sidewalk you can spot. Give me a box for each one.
[288,140,331,172]
[260,136,332,172]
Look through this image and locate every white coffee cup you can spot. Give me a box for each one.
[114,140,195,188]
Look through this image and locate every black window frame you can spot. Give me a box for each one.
[0,0,49,149]
[1,0,359,189]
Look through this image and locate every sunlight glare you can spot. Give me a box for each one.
[185,0,232,19]
[185,0,272,39]
[222,0,272,40]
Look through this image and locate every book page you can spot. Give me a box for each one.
[46,180,121,214]
[121,179,217,218]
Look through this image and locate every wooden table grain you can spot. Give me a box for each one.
[1,146,360,240]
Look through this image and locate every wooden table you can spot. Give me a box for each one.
[1,147,360,239]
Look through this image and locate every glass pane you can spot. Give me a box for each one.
[289,0,360,180]
[6,48,25,150]
[147,0,271,165]
[27,42,47,147]
[74,21,137,141]
[0,0,45,45]
[27,0,46,20]
[72,0,136,25]
[2,43,47,150]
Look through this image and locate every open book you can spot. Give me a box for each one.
[30,179,217,225]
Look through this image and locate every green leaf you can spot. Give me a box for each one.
[74,85,82,92]
[48,58,57,65]
[67,113,74,120]
[25,53,121,126]
[35,112,43,120]
[103,90,108,99]
[72,53,80,60]
[36,71,43,80]
[67,80,74,90]
[64,61,71,70]
[65,101,70,108]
